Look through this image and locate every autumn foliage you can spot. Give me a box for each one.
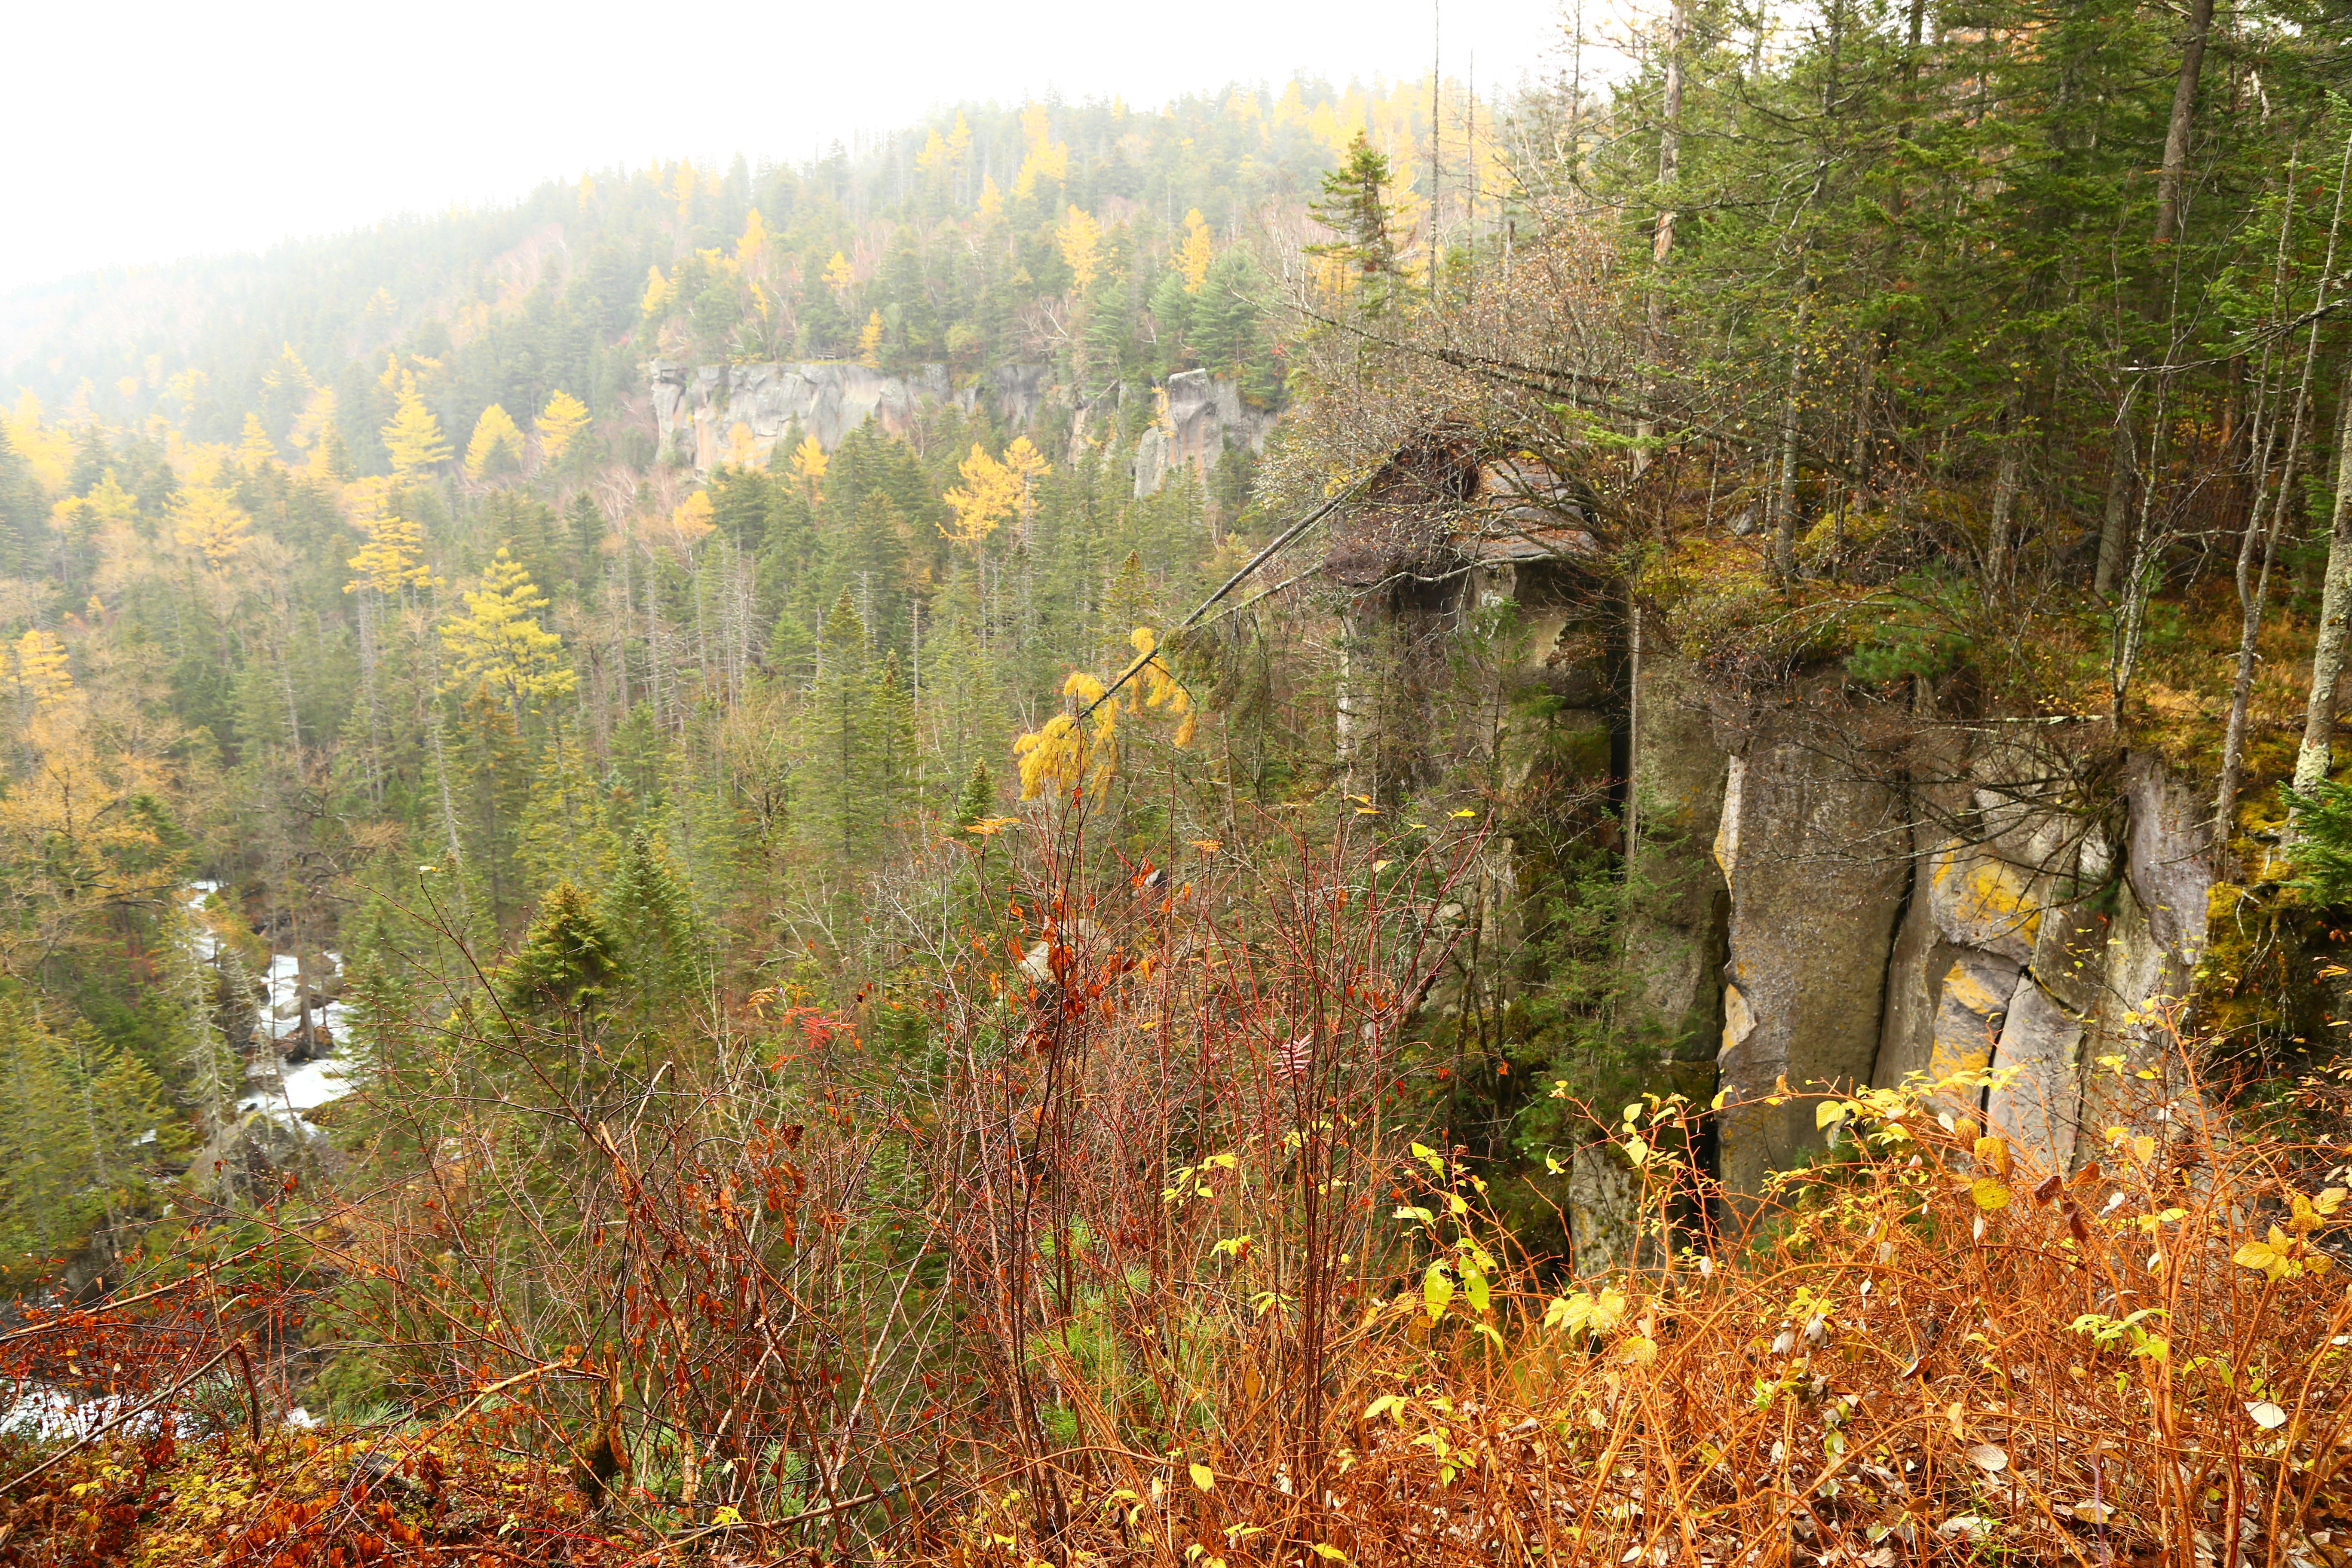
[2,806,2350,1567]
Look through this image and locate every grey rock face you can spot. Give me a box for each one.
[1132,370,1278,498]
[1711,726,1910,1197]
[647,360,1044,472]
[1617,654,1731,1071]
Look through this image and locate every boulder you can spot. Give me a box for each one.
[192,1110,320,1202]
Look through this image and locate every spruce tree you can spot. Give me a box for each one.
[0,423,40,577]
[600,830,704,1011]
[565,492,607,591]
[499,881,620,1028]
[802,589,875,870]
[1307,134,1405,315]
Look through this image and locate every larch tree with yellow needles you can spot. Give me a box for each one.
[170,486,252,571]
[382,371,451,477]
[789,436,827,505]
[236,413,279,468]
[943,437,1052,556]
[440,548,576,710]
[734,208,769,273]
[1181,210,1215,293]
[724,423,762,469]
[668,491,717,548]
[9,630,71,712]
[1058,207,1104,293]
[1014,627,1194,799]
[534,390,590,466]
[464,404,526,480]
[941,445,1017,551]
[343,484,433,602]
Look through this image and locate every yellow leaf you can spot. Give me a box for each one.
[1310,1547,1349,1563]
[1972,1134,2011,1177]
[1188,1462,1215,1492]
[1423,1262,1455,1319]
[1970,1178,2012,1211]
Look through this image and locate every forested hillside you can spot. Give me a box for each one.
[0,77,1461,1214]
[7,4,2352,1560]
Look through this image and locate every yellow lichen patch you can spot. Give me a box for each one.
[1933,851,2042,953]
[1927,959,2009,1082]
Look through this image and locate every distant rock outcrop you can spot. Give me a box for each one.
[647,361,1051,472]
[646,359,1272,487]
[1131,370,1278,498]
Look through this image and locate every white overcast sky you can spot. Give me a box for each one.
[0,0,1596,296]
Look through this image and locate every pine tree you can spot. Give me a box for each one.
[952,758,995,833]
[872,649,919,818]
[1150,271,1196,375]
[802,589,874,869]
[0,422,42,576]
[1308,133,1406,314]
[519,720,615,895]
[452,688,530,928]
[564,493,607,587]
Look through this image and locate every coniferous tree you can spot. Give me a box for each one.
[600,830,704,1012]
[499,881,619,1029]
[802,589,874,870]
[1308,134,1406,315]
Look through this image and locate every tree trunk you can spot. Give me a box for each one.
[2094,406,2137,596]
[2214,418,2303,840]
[2153,0,2217,246]
[1987,414,2025,588]
[1770,286,1811,579]
[1635,0,1686,477]
[2293,370,2352,799]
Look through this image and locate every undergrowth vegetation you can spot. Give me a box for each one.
[3,808,2351,1567]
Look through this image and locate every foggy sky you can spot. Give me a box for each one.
[2,0,1577,294]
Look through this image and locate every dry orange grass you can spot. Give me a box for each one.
[960,1062,2352,1568]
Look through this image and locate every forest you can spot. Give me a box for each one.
[3,0,2352,1559]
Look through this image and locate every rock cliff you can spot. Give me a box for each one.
[646,360,1267,493]
[1132,370,1279,498]
[1336,506,2215,1264]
